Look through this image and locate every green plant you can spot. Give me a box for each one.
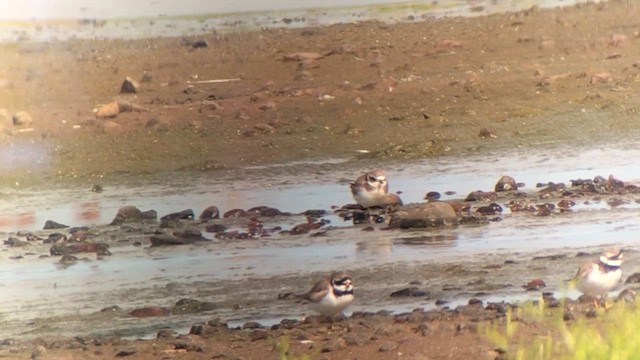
[486,297,640,360]
[273,335,312,360]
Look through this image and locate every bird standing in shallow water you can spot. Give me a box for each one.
[350,169,402,208]
[299,273,354,317]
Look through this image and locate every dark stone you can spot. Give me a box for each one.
[100,305,122,313]
[223,209,247,218]
[50,242,111,256]
[246,206,283,217]
[43,220,69,230]
[191,40,208,48]
[250,329,269,341]
[351,210,368,224]
[475,203,503,215]
[4,237,29,247]
[174,341,203,352]
[303,209,326,217]
[390,287,428,297]
[199,206,220,220]
[115,350,136,357]
[43,233,66,244]
[242,321,263,329]
[625,272,640,284]
[465,190,496,202]
[523,278,546,291]
[341,334,367,346]
[495,175,518,192]
[156,329,178,339]
[121,76,140,94]
[171,298,217,314]
[378,342,398,352]
[111,206,144,225]
[389,201,459,228]
[161,209,194,221]
[277,292,298,300]
[150,234,199,247]
[204,224,227,233]
[173,228,208,242]
[424,191,441,201]
[128,306,171,318]
[91,184,103,193]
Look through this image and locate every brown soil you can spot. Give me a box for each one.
[0,1,639,359]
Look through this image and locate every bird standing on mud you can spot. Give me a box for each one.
[573,248,623,298]
[299,273,354,317]
[350,169,402,208]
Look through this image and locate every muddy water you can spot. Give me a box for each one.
[0,0,602,42]
[0,140,639,339]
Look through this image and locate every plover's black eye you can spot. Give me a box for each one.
[367,175,376,182]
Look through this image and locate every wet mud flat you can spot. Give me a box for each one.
[1,170,640,358]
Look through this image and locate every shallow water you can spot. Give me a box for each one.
[0,0,603,42]
[0,139,637,338]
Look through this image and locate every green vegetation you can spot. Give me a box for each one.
[273,336,312,360]
[486,297,640,359]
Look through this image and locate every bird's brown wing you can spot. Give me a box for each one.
[301,277,330,303]
[573,261,595,281]
[350,175,366,196]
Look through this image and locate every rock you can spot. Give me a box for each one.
[111,206,156,225]
[189,319,228,336]
[246,206,283,217]
[283,52,324,62]
[250,329,269,341]
[100,305,123,313]
[191,40,208,48]
[495,175,518,192]
[156,329,178,339]
[424,191,441,201]
[242,321,263,330]
[625,273,640,284]
[465,190,496,202]
[204,224,227,233]
[121,76,140,94]
[12,111,33,126]
[378,341,399,352]
[4,237,29,247]
[388,202,459,228]
[171,298,217,314]
[478,127,497,139]
[149,234,196,247]
[43,220,69,230]
[223,209,247,218]
[128,306,171,318]
[91,184,103,193]
[523,278,546,291]
[199,206,220,220]
[160,209,194,221]
[50,242,111,256]
[96,101,120,118]
[173,227,207,241]
[617,289,636,303]
[390,287,429,297]
[475,203,503,216]
[115,349,136,357]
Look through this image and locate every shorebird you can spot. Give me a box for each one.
[350,169,402,208]
[299,272,354,317]
[573,248,623,297]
